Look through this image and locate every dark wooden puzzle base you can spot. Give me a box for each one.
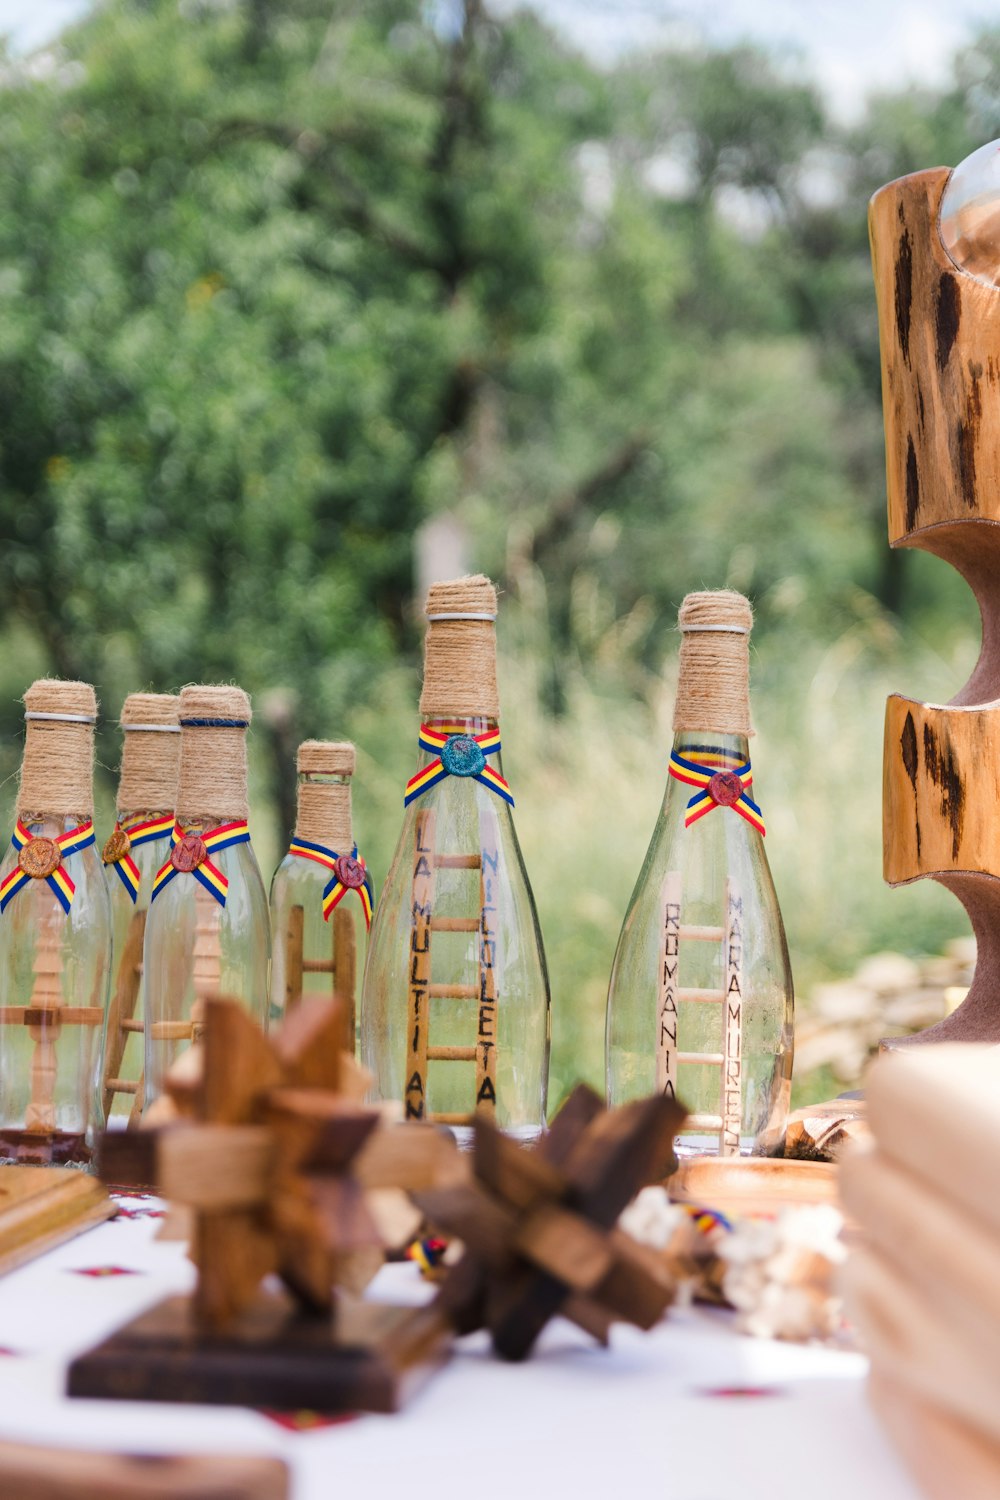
[67,1292,451,1414]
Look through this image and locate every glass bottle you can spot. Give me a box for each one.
[100,692,180,1125]
[143,684,270,1104]
[0,679,112,1165]
[360,575,550,1142]
[269,739,372,1044]
[605,591,793,1156]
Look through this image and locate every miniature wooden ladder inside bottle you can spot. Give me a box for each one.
[286,907,356,1026]
[101,693,181,1125]
[404,804,498,1126]
[656,874,744,1155]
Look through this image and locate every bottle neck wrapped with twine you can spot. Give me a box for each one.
[117,692,181,817]
[175,685,251,828]
[294,741,355,849]
[673,590,754,738]
[18,680,98,822]
[419,575,500,721]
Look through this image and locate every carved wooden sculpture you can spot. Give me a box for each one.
[69,997,453,1413]
[872,158,1000,1044]
[413,1084,685,1360]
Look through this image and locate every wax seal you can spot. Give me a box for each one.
[708,770,743,808]
[335,853,367,889]
[102,828,131,865]
[171,833,207,873]
[18,837,61,880]
[441,734,485,778]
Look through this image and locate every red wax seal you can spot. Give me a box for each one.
[335,854,366,889]
[708,770,743,808]
[171,833,207,873]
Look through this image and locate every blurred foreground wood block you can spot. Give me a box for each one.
[870,1373,1000,1500]
[0,1442,288,1500]
[0,1168,112,1275]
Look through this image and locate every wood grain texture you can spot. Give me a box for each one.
[870,166,1000,540]
[0,1443,289,1500]
[0,1168,113,1275]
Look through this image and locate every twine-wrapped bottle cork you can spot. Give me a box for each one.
[419,575,500,720]
[295,740,355,849]
[176,685,251,827]
[673,590,754,737]
[18,680,98,821]
[116,693,181,816]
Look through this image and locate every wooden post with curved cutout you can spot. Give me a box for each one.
[872,163,1000,1044]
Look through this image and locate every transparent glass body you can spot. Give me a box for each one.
[0,816,112,1164]
[103,813,173,1122]
[940,138,1000,288]
[144,828,271,1102]
[606,732,793,1155]
[269,773,368,1039]
[360,716,550,1140]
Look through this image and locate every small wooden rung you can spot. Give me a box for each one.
[678,925,725,942]
[434,853,481,869]
[684,1112,724,1130]
[428,1111,473,1125]
[105,1078,140,1094]
[428,983,478,999]
[120,1019,145,1034]
[676,987,725,1003]
[427,1045,477,1061]
[302,960,335,974]
[677,1052,724,1065]
[429,917,480,932]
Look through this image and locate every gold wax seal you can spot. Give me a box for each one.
[18,837,61,880]
[102,828,131,865]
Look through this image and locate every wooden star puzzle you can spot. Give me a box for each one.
[414,1084,687,1360]
[68,996,454,1413]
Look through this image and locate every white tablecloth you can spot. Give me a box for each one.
[0,1197,922,1500]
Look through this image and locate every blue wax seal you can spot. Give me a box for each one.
[441,734,485,778]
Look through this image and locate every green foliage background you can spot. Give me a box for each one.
[0,0,994,1105]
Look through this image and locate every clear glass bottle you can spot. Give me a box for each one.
[143,685,270,1104]
[360,576,550,1141]
[269,740,371,1044]
[606,592,793,1155]
[101,692,180,1125]
[0,680,112,1165]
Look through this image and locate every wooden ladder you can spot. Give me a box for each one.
[101,908,147,1127]
[656,875,744,1156]
[403,806,498,1126]
[284,903,357,1038]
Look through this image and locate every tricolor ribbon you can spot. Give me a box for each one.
[103,813,175,904]
[0,820,96,915]
[668,750,765,835]
[404,723,513,807]
[150,820,252,908]
[287,837,374,929]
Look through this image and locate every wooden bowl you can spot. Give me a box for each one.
[667,1156,840,1220]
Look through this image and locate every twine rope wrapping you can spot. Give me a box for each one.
[176,685,251,824]
[405,723,513,807]
[103,813,176,904]
[673,591,754,737]
[0,821,96,914]
[294,740,356,849]
[287,837,374,928]
[668,749,765,836]
[151,820,251,908]
[419,575,500,719]
[117,692,181,820]
[18,680,98,819]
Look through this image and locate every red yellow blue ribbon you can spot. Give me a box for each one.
[104,813,175,904]
[150,820,251,908]
[404,723,513,807]
[0,820,96,915]
[668,750,765,835]
[287,837,374,929]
